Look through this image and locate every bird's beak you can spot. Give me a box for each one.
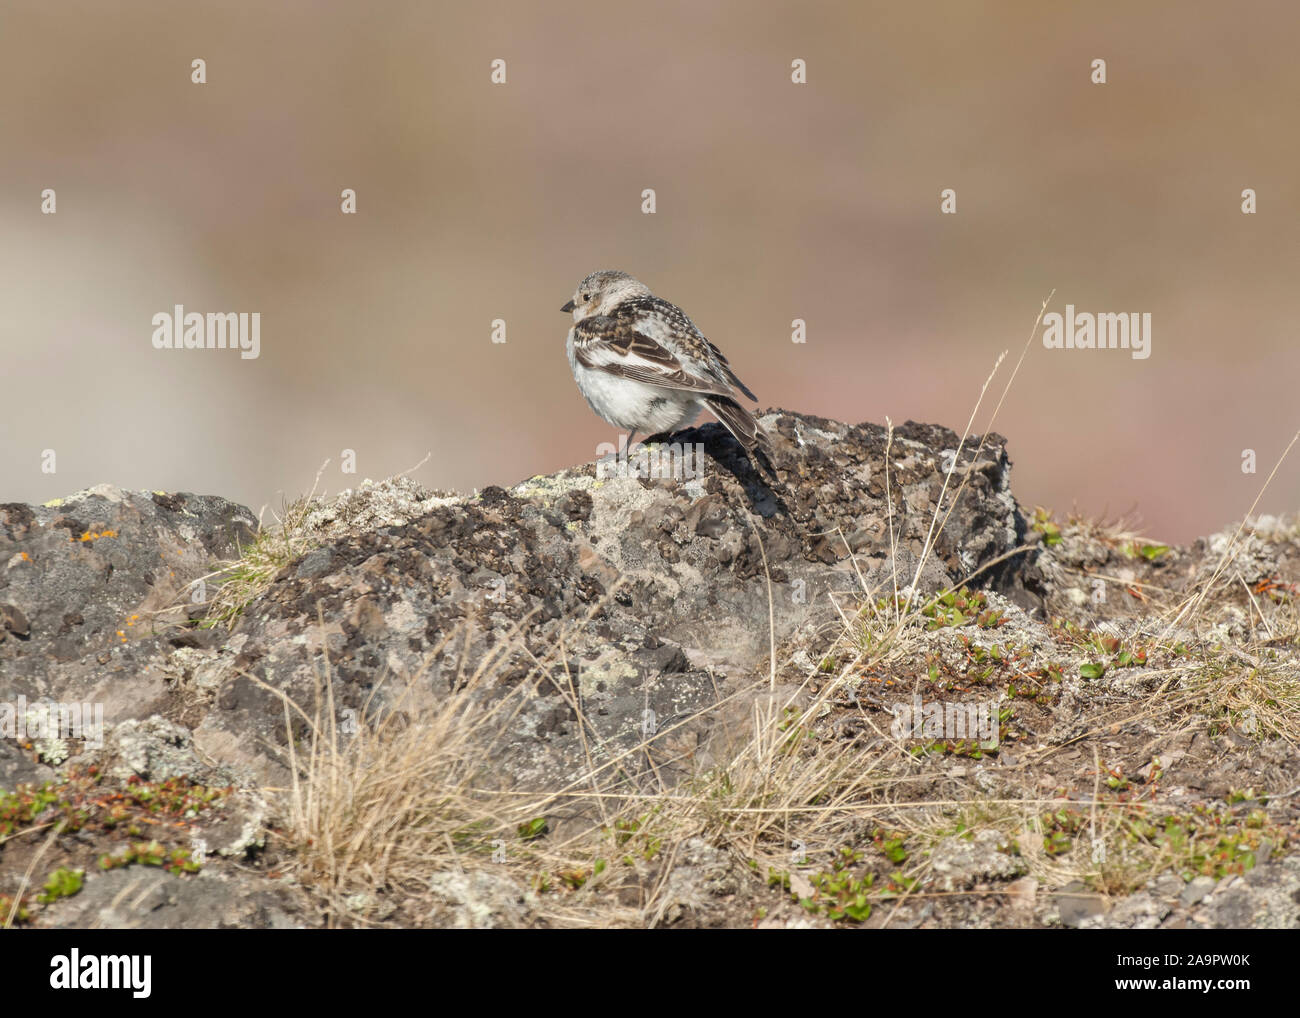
[560,300,575,313]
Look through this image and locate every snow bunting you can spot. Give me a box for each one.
[562,270,772,470]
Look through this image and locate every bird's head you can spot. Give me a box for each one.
[561,270,651,321]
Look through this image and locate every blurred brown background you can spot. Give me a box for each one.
[3,0,1297,543]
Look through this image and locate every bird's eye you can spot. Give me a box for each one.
[582,293,590,302]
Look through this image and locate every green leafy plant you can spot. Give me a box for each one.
[517,816,548,841]
[1032,507,1063,547]
[36,867,84,904]
[98,840,202,875]
[799,847,875,922]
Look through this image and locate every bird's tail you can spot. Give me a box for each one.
[703,396,776,476]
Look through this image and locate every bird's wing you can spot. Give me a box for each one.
[572,315,737,399]
[630,296,760,402]
[705,339,759,401]
[616,295,757,399]
[703,394,774,463]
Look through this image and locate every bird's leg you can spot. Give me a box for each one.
[624,430,639,453]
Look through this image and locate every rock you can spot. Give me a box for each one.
[11,411,1296,929]
[426,870,535,929]
[0,740,55,793]
[38,867,309,929]
[342,892,398,923]
[1188,857,1300,928]
[1,603,31,638]
[0,488,255,739]
[1004,875,1038,920]
[655,838,742,925]
[96,715,231,785]
[186,413,1032,793]
[1055,881,1107,927]
[1180,875,1216,906]
[928,829,1026,892]
[1082,891,1167,930]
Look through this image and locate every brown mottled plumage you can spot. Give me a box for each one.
[562,271,772,471]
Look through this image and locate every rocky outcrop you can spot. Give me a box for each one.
[0,487,254,792]
[2,413,1031,795]
[3,410,1297,929]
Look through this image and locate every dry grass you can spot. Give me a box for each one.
[204,470,326,629]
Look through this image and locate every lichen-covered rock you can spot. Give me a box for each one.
[928,829,1027,892]
[37,867,309,929]
[654,837,743,925]
[0,486,255,726]
[425,870,537,929]
[6,412,1300,930]
[182,412,1033,792]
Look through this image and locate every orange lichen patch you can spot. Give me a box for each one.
[73,529,119,543]
[19,552,29,561]
[1253,576,1299,598]
[114,614,144,643]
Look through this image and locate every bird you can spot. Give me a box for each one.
[561,270,773,472]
